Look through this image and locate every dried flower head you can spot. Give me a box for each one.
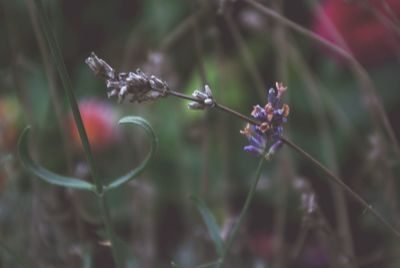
[188,85,215,110]
[240,82,289,159]
[85,52,169,103]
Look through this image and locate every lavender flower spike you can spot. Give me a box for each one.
[240,82,289,159]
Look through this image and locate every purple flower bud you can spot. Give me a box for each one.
[240,82,289,159]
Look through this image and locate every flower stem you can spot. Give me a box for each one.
[214,103,261,126]
[33,1,123,267]
[167,90,200,102]
[281,137,400,239]
[99,196,123,268]
[166,88,400,240]
[218,151,267,268]
[166,90,261,126]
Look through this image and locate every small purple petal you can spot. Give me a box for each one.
[244,145,263,155]
[250,135,264,148]
[268,140,283,156]
[252,105,266,120]
[275,126,283,136]
[268,88,277,104]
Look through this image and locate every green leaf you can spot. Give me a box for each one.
[191,196,224,257]
[18,126,95,191]
[104,116,158,191]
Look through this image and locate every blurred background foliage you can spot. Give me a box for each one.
[1,0,400,267]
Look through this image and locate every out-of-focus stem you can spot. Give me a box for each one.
[33,0,103,194]
[99,196,123,268]
[159,10,205,53]
[245,0,400,176]
[32,1,123,267]
[162,85,400,241]
[223,12,265,99]
[288,41,355,266]
[281,137,400,239]
[218,149,267,268]
[271,0,290,266]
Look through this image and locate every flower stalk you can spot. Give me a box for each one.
[217,148,267,268]
[86,52,400,247]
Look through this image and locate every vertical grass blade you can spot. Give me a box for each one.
[32,0,102,194]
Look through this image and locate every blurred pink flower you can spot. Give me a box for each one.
[313,0,400,66]
[69,99,118,152]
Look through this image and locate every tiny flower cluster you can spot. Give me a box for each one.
[85,52,169,103]
[240,82,289,158]
[188,85,215,110]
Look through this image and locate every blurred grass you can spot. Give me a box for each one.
[1,0,400,267]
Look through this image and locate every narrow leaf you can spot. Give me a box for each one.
[191,196,224,257]
[18,127,95,191]
[104,116,157,191]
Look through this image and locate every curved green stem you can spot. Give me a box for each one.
[218,152,267,267]
[281,137,400,239]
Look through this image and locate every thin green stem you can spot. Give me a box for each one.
[99,196,123,268]
[32,0,102,194]
[281,137,400,239]
[218,152,267,268]
[32,1,123,267]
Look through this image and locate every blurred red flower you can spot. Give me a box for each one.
[69,99,119,152]
[313,0,400,66]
